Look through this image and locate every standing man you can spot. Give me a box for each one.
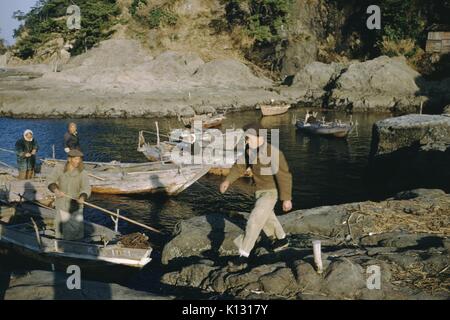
[220,122,293,269]
[64,122,81,153]
[47,149,91,240]
[15,129,39,180]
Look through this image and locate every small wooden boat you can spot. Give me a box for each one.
[296,121,353,138]
[40,159,210,195]
[137,129,244,172]
[260,104,291,116]
[0,202,152,268]
[180,113,226,129]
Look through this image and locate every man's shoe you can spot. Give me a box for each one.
[227,256,248,272]
[272,238,289,252]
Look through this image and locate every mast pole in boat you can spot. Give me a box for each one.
[155,121,160,147]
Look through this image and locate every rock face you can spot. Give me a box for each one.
[369,114,450,193]
[282,55,450,113]
[1,270,172,300]
[0,39,278,118]
[282,62,345,105]
[329,56,424,113]
[160,189,450,299]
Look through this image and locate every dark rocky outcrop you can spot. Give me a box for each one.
[368,114,450,193]
[160,189,449,299]
[1,270,173,300]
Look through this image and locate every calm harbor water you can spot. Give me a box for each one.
[0,109,390,237]
[0,109,391,296]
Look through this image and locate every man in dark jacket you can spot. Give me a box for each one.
[15,129,39,180]
[64,122,81,153]
[220,122,293,269]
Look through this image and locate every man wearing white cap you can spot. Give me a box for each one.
[15,129,39,180]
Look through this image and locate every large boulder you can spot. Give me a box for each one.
[283,61,345,104]
[2,270,172,300]
[368,114,450,193]
[329,56,425,113]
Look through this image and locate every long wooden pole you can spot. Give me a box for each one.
[62,194,161,234]
[0,147,15,154]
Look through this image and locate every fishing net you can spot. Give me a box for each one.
[117,232,151,249]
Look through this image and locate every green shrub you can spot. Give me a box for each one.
[147,7,178,29]
[12,0,120,59]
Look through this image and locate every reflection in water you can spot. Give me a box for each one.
[0,109,389,238]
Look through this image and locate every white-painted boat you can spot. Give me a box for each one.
[0,202,152,268]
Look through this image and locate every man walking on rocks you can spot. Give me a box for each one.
[220,122,292,269]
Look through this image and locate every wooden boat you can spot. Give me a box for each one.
[260,104,291,116]
[137,129,244,171]
[180,113,226,128]
[0,202,152,268]
[40,159,211,195]
[0,165,54,205]
[295,120,353,138]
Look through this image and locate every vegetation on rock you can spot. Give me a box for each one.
[12,0,120,59]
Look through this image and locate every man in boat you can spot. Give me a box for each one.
[305,111,318,124]
[47,149,91,240]
[15,129,39,180]
[220,122,292,269]
[64,122,81,153]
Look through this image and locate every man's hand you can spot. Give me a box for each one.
[77,197,85,204]
[31,149,37,155]
[24,153,32,158]
[219,180,230,194]
[282,200,292,212]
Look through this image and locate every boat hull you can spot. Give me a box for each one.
[40,160,211,196]
[0,203,152,268]
[260,105,291,116]
[296,121,353,138]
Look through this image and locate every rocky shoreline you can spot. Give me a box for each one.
[1,40,449,119]
[159,189,449,300]
[0,269,173,300]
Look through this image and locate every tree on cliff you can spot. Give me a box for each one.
[12,0,120,60]
[0,35,7,55]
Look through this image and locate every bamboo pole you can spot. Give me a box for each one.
[0,147,15,154]
[62,194,161,234]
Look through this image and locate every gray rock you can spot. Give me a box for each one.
[371,115,450,155]
[192,59,272,88]
[329,56,424,113]
[368,114,450,192]
[161,213,245,264]
[3,270,172,300]
[292,62,345,90]
[323,258,366,298]
[158,190,450,300]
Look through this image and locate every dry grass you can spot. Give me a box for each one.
[345,198,450,237]
[391,262,450,295]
